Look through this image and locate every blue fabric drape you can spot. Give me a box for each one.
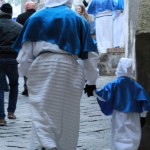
[13,5,97,59]
[113,0,124,10]
[96,76,150,115]
[87,0,114,16]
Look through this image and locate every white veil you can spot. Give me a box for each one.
[115,58,134,78]
[45,0,73,8]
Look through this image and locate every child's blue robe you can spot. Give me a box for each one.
[96,76,150,115]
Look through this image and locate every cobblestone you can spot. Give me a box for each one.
[0,76,115,150]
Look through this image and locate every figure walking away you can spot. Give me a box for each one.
[95,58,150,150]
[13,0,99,149]
[0,3,22,126]
[87,0,114,54]
[16,1,36,96]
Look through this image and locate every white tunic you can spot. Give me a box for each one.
[113,10,125,48]
[95,11,113,54]
[17,41,99,150]
[111,110,141,150]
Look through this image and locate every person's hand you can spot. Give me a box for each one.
[84,84,96,97]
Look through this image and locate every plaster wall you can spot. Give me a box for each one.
[137,0,150,33]
[124,0,140,59]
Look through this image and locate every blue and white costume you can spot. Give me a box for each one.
[13,0,99,150]
[113,0,125,48]
[87,0,114,53]
[95,58,150,150]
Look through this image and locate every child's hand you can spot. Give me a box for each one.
[84,84,96,97]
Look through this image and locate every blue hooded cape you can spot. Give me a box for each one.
[13,5,97,59]
[96,76,150,115]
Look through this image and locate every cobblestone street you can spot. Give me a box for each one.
[0,76,114,150]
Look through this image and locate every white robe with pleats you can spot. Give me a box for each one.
[17,41,99,150]
[95,10,113,54]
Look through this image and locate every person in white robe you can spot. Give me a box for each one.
[87,0,114,54]
[13,0,99,150]
[95,58,150,150]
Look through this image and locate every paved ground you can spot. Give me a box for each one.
[0,76,115,150]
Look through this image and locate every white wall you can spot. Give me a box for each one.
[124,0,140,60]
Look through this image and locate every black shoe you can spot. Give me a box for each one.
[0,119,7,126]
[8,112,16,119]
[22,89,28,96]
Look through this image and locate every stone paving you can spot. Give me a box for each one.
[0,76,115,150]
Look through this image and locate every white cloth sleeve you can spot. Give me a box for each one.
[78,52,99,85]
[93,91,106,101]
[17,42,35,77]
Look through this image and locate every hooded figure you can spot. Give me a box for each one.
[95,58,150,150]
[13,0,99,150]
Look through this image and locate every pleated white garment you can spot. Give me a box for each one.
[113,10,125,48]
[26,53,85,150]
[96,11,113,54]
[111,110,141,150]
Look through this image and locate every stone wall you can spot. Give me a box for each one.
[137,0,150,33]
[98,48,124,76]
